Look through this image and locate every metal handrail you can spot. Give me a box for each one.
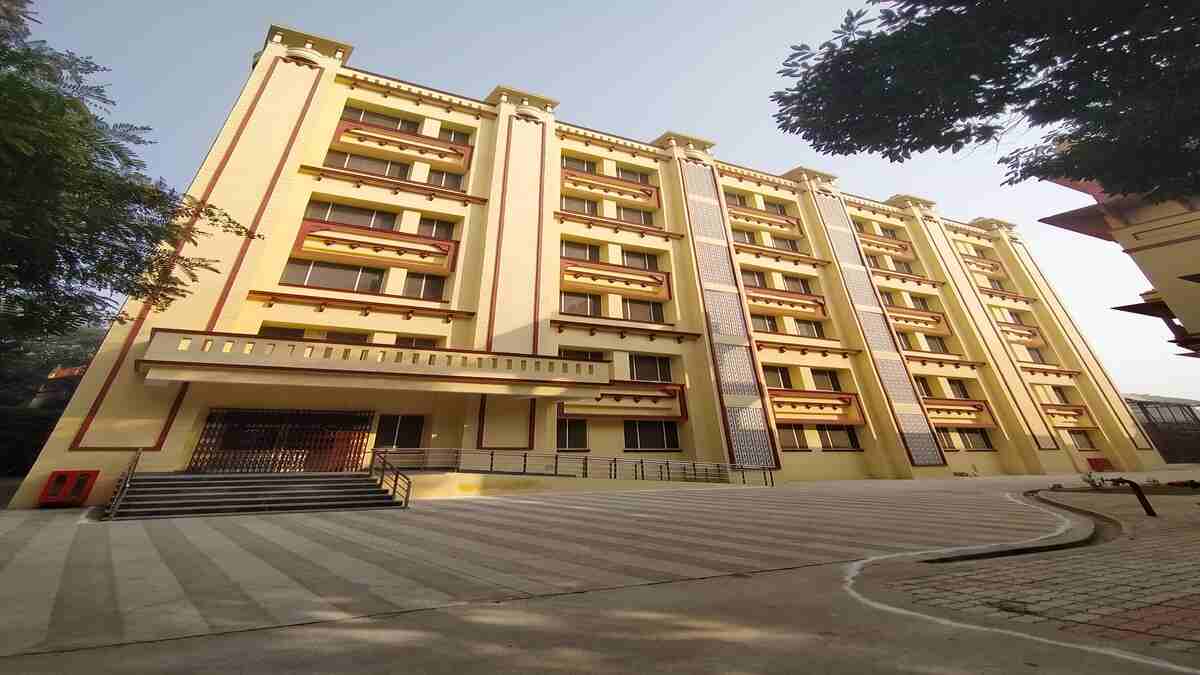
[372,448,775,486]
[369,452,413,507]
[105,447,144,520]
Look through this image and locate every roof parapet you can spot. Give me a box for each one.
[886,194,937,210]
[651,131,716,152]
[485,86,559,112]
[971,217,1019,231]
[266,24,353,62]
[780,165,837,185]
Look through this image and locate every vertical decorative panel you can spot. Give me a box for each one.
[815,193,946,467]
[679,160,777,467]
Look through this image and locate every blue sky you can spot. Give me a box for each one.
[31,0,1200,397]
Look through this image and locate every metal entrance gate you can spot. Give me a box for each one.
[188,409,373,473]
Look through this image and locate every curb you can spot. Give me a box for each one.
[921,491,1098,563]
[1030,489,1130,538]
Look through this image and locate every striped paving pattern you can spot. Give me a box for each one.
[0,485,1061,656]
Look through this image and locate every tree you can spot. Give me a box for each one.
[0,325,103,407]
[0,0,253,342]
[772,1,1200,201]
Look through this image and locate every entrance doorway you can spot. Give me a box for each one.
[374,415,425,449]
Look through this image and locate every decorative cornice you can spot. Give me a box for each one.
[247,289,474,321]
[337,70,496,119]
[550,317,701,343]
[733,242,830,267]
[554,210,683,240]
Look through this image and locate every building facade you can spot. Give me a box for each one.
[1040,180,1200,358]
[10,26,1164,508]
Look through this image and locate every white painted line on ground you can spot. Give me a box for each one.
[843,493,1200,675]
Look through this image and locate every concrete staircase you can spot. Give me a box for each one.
[107,472,401,520]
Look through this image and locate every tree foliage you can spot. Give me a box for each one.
[0,325,103,407]
[772,1,1200,200]
[0,0,254,342]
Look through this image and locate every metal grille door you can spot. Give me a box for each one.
[188,409,374,473]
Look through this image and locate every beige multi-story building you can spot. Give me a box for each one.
[10,26,1164,508]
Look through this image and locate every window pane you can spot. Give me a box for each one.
[374,414,399,448]
[936,428,955,449]
[731,230,754,244]
[281,259,311,285]
[617,206,652,226]
[795,320,823,338]
[1027,347,1045,363]
[562,196,597,215]
[638,421,666,448]
[664,422,679,449]
[622,250,657,270]
[751,315,777,332]
[812,370,840,391]
[741,270,764,287]
[779,425,806,449]
[912,296,930,311]
[819,426,854,448]
[562,241,597,261]
[327,331,369,344]
[948,380,970,399]
[895,261,914,274]
[307,261,362,290]
[418,218,454,240]
[765,202,786,216]
[926,336,948,353]
[561,292,598,316]
[774,238,799,251]
[560,349,603,361]
[624,421,639,448]
[784,276,811,294]
[439,128,470,144]
[258,326,306,340]
[914,377,932,397]
[617,167,648,184]
[326,202,377,228]
[623,300,663,323]
[395,336,437,348]
[895,331,912,349]
[403,273,426,298]
[562,156,595,173]
[357,266,385,293]
[306,201,331,220]
[880,227,897,239]
[865,255,880,268]
[725,192,746,207]
[345,153,391,175]
[323,150,348,169]
[764,367,791,389]
[631,355,669,382]
[342,106,364,122]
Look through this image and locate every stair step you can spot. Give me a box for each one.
[129,478,377,489]
[122,495,395,509]
[110,503,403,520]
[112,499,401,519]
[123,489,389,502]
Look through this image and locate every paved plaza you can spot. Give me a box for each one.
[1,471,1198,673]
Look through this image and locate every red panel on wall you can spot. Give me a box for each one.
[38,470,99,507]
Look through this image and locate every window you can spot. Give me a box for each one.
[960,429,992,450]
[559,349,605,361]
[342,105,420,134]
[865,254,881,269]
[624,420,680,450]
[417,217,455,240]
[324,150,410,179]
[402,273,446,300]
[778,424,808,450]
[731,229,755,244]
[894,260,914,275]
[764,201,787,216]
[794,319,824,338]
[557,418,588,450]
[306,201,397,231]
[741,270,766,288]
[622,298,665,323]
[763,366,792,389]
[725,192,747,207]
[560,292,600,316]
[772,237,800,252]
[630,354,672,382]
[1068,430,1095,449]
[326,330,370,344]
[617,205,654,226]
[617,167,650,184]
[853,221,866,234]
[438,127,471,145]
[989,278,1006,290]
[622,250,658,271]
[562,156,597,174]
[751,314,778,333]
[561,240,600,261]
[427,170,464,190]
[895,331,912,350]
[816,425,859,450]
[811,369,841,392]
[1026,346,1047,364]
[911,296,931,311]
[925,335,949,354]
[879,291,896,306]
[258,325,306,340]
[561,196,599,215]
[1050,386,1071,405]
[914,376,934,397]
[936,428,956,450]
[395,336,438,348]
[947,379,971,399]
[782,276,812,295]
[879,227,898,239]
[373,415,425,449]
[282,258,385,293]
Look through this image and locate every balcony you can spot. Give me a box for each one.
[960,254,1006,279]
[769,389,864,425]
[332,119,474,173]
[734,242,829,273]
[996,321,1044,347]
[871,268,944,290]
[137,329,612,397]
[300,164,486,207]
[1041,403,1096,430]
[1019,362,1081,384]
[744,287,827,320]
[561,168,660,210]
[885,306,951,336]
[294,219,457,276]
[922,397,997,428]
[727,204,803,232]
[978,286,1038,307]
[858,232,915,261]
[560,258,670,302]
[554,210,682,242]
[560,381,686,420]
